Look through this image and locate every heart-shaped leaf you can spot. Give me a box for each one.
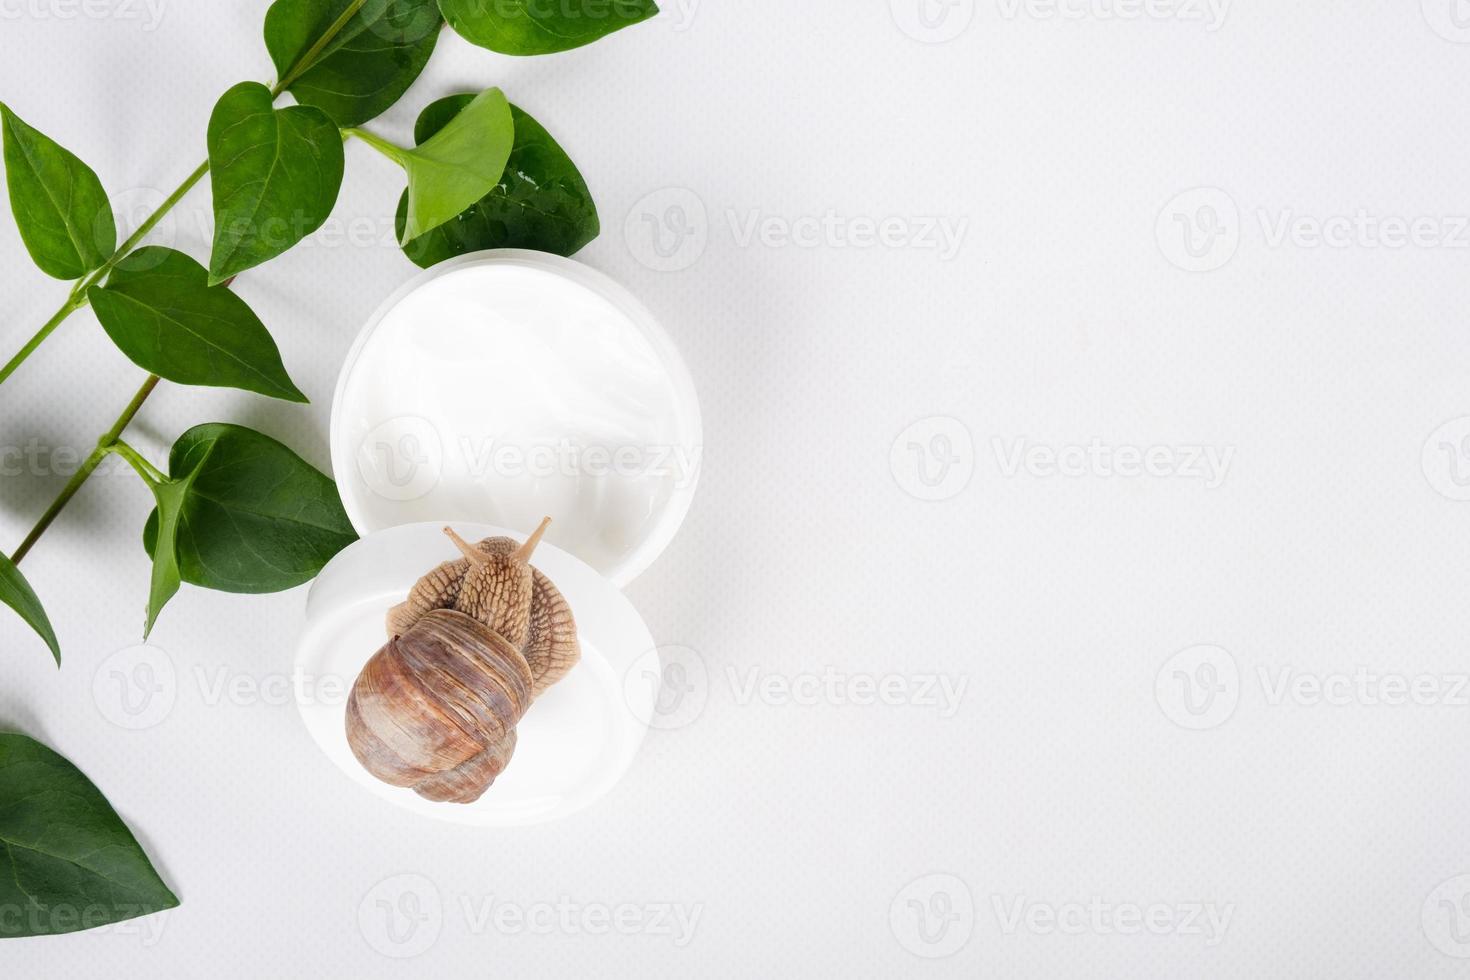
[395,87,514,243]
[207,81,345,284]
[142,424,357,594]
[0,553,59,665]
[0,103,115,280]
[88,247,307,402]
[0,732,178,938]
[438,0,658,55]
[265,0,443,128]
[397,95,599,266]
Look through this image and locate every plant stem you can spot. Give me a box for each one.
[0,293,87,387]
[344,127,409,166]
[273,0,369,95]
[105,439,166,488]
[9,375,160,565]
[100,161,211,281]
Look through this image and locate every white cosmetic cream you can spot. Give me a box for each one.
[331,251,701,584]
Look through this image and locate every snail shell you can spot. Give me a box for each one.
[345,519,580,803]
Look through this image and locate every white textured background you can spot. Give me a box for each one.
[4,1,1470,976]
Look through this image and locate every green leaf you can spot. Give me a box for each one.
[0,103,115,280]
[144,476,194,637]
[396,87,515,243]
[397,96,598,266]
[266,0,442,128]
[141,424,357,594]
[0,733,178,938]
[87,247,307,403]
[207,81,345,284]
[0,553,59,665]
[438,0,657,55]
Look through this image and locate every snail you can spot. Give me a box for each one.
[345,518,580,803]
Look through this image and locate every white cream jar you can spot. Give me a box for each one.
[330,250,701,586]
[296,251,701,825]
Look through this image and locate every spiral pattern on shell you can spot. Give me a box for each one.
[345,519,580,804]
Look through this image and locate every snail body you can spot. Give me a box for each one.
[346,519,579,804]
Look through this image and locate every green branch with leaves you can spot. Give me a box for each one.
[0,0,655,939]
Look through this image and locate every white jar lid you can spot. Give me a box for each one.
[329,250,702,587]
[295,522,659,826]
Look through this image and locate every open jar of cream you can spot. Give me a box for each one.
[295,250,701,825]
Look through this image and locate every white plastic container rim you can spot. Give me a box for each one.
[327,249,703,587]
